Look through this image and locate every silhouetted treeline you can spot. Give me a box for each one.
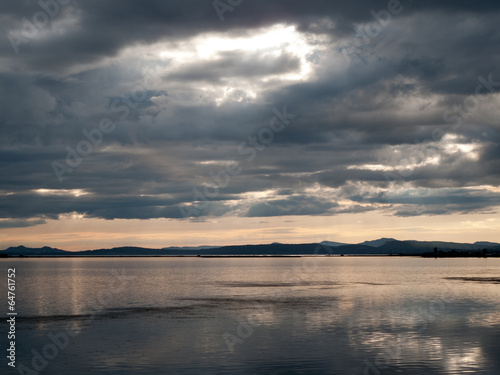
[421,248,500,258]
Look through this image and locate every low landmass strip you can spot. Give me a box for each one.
[1,239,499,257]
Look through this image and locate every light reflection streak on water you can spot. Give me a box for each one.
[3,257,500,375]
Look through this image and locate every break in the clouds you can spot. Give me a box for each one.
[1,0,500,228]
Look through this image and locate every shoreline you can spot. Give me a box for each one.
[2,254,496,258]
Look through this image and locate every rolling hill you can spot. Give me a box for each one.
[1,238,499,257]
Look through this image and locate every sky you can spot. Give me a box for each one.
[1,0,500,250]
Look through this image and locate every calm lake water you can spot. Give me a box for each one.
[2,257,500,374]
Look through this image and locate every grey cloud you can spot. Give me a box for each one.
[0,218,46,228]
[3,1,499,72]
[0,1,499,221]
[245,195,339,217]
[349,187,500,216]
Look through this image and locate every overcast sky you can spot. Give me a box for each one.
[1,0,499,250]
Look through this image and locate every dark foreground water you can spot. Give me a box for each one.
[1,257,500,374]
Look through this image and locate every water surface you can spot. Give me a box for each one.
[2,257,500,374]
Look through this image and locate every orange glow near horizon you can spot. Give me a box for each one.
[1,212,499,251]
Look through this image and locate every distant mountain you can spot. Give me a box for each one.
[360,238,396,247]
[78,246,186,256]
[203,243,333,256]
[0,245,69,256]
[162,245,220,251]
[1,239,499,257]
[474,241,500,248]
[375,240,500,255]
[320,241,348,247]
[0,243,337,256]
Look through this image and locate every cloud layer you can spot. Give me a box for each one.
[1,0,500,226]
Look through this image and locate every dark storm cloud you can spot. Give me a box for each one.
[0,218,46,228]
[1,0,500,224]
[2,1,500,71]
[246,195,339,217]
[349,187,500,216]
[0,192,185,220]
